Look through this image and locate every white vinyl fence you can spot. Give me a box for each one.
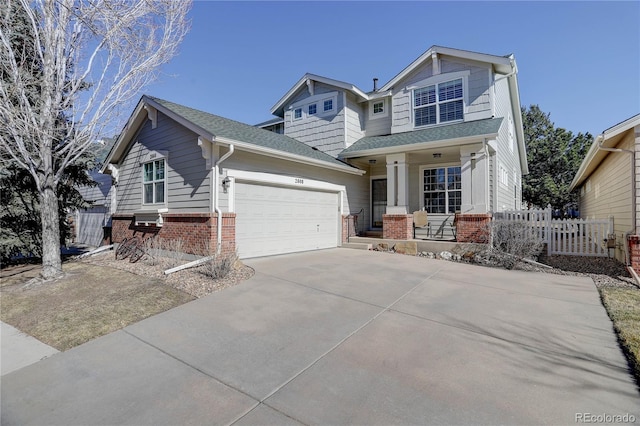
[497,207,613,257]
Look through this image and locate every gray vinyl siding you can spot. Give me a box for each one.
[284,83,346,157]
[345,93,365,148]
[221,150,370,230]
[493,76,521,211]
[390,58,493,134]
[116,112,211,214]
[363,98,392,137]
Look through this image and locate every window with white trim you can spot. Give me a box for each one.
[422,166,461,214]
[308,104,317,115]
[294,108,302,120]
[414,78,463,127]
[499,164,508,187]
[323,99,333,112]
[143,159,165,204]
[374,101,383,114]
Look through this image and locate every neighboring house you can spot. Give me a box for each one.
[102,45,527,259]
[73,139,116,247]
[570,114,640,267]
[74,171,113,247]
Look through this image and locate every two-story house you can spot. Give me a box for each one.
[102,46,527,259]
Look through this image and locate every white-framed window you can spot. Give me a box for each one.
[421,166,461,214]
[499,163,509,187]
[289,91,337,122]
[414,78,463,127]
[143,159,165,204]
[369,98,388,119]
[323,98,333,112]
[294,108,302,120]
[308,104,317,115]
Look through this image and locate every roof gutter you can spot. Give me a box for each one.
[339,132,500,159]
[215,136,365,176]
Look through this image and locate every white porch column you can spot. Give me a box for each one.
[460,144,488,213]
[386,153,409,214]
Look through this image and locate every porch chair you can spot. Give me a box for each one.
[413,210,430,239]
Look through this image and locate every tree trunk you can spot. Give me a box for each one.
[40,176,62,279]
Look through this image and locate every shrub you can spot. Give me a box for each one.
[198,250,238,280]
[487,220,545,269]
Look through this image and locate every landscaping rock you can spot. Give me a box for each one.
[394,242,418,256]
[439,251,453,261]
[375,243,389,251]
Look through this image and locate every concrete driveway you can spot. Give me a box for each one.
[1,249,638,425]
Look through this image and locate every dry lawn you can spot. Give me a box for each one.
[600,287,640,383]
[0,261,194,351]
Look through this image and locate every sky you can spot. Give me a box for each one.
[144,1,640,138]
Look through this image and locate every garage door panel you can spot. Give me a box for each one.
[235,183,339,258]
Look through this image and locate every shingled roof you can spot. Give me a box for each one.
[146,96,357,170]
[340,117,503,157]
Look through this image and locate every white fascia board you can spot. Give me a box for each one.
[379,45,513,92]
[603,114,640,139]
[569,116,640,191]
[100,99,147,173]
[339,133,499,159]
[366,90,393,101]
[569,134,604,191]
[227,169,346,193]
[271,73,369,116]
[507,65,528,175]
[214,136,365,176]
[101,96,216,174]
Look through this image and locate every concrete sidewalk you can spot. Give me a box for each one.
[1,249,638,425]
[1,321,58,376]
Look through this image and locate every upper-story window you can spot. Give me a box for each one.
[374,102,384,114]
[414,78,464,127]
[143,159,165,204]
[308,104,317,115]
[294,108,302,120]
[323,99,333,112]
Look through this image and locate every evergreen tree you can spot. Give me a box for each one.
[521,105,590,210]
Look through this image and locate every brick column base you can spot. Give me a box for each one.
[628,235,640,274]
[342,215,357,243]
[111,212,236,255]
[456,213,492,243]
[383,214,413,240]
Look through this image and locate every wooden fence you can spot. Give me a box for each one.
[496,207,613,257]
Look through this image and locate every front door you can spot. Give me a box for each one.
[371,178,387,228]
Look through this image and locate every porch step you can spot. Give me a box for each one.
[341,242,372,250]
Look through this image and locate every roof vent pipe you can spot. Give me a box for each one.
[373,78,378,91]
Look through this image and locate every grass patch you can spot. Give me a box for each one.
[0,261,194,351]
[600,287,640,384]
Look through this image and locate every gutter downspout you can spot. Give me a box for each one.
[596,134,635,265]
[214,144,234,255]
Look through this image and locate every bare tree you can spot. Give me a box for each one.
[0,0,191,279]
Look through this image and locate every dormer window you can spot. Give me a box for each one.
[323,99,333,112]
[369,99,388,120]
[294,108,302,120]
[414,77,464,127]
[308,104,317,115]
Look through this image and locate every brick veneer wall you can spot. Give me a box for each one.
[111,212,236,255]
[628,235,640,274]
[342,214,356,243]
[383,214,413,240]
[456,213,492,243]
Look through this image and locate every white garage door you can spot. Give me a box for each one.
[235,182,339,258]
